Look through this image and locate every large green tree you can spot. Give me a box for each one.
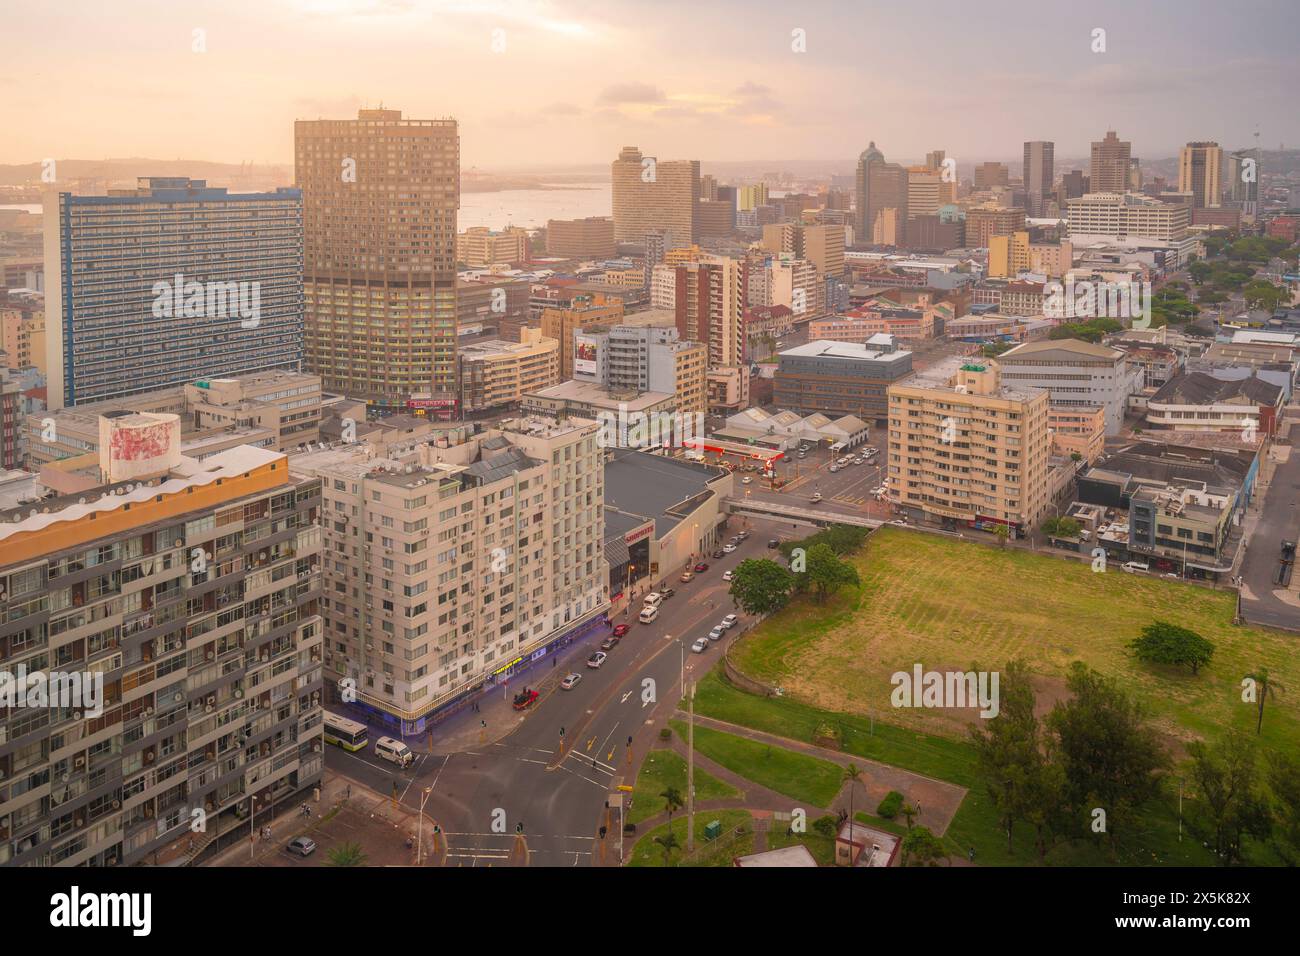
[727,558,796,616]
[804,543,860,603]
[900,826,948,866]
[1130,621,1215,675]
[1186,733,1272,866]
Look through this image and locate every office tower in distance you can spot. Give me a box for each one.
[1023,141,1054,216]
[1178,142,1223,208]
[296,108,460,415]
[855,142,909,246]
[737,183,769,212]
[1090,130,1132,193]
[973,162,1010,190]
[546,217,616,258]
[925,150,946,172]
[0,426,325,867]
[1226,149,1260,219]
[907,166,954,221]
[611,146,699,248]
[43,177,304,410]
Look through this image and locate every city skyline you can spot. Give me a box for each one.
[2,0,1299,168]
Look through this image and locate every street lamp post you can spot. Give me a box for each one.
[687,680,696,854]
[249,794,258,861]
[417,786,432,865]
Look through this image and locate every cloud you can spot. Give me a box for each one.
[542,101,583,115]
[598,82,665,105]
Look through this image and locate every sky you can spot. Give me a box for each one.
[2,0,1298,170]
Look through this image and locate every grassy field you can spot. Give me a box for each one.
[668,719,844,808]
[627,748,739,825]
[627,809,754,867]
[731,526,1300,754]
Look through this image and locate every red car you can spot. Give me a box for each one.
[613,623,630,637]
[511,689,539,711]
[693,562,709,573]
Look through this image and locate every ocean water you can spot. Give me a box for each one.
[458,183,611,231]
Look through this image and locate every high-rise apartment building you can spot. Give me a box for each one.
[1089,131,1132,193]
[973,162,1010,190]
[964,205,1027,248]
[540,293,625,379]
[737,183,769,212]
[296,108,460,414]
[571,325,707,416]
[1178,142,1223,209]
[611,146,699,247]
[855,143,909,246]
[1023,141,1055,217]
[43,178,304,411]
[673,256,745,369]
[1066,193,1190,242]
[988,232,1073,279]
[0,429,325,867]
[1225,150,1260,219]
[545,217,616,259]
[760,223,845,278]
[907,167,954,221]
[294,417,608,733]
[456,226,529,267]
[458,329,560,412]
[887,358,1051,535]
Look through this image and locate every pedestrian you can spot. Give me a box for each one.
[346,784,351,799]
[968,846,975,862]
[552,657,557,668]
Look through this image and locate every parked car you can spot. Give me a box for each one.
[694,562,709,572]
[720,614,739,629]
[707,626,724,642]
[638,606,659,624]
[691,638,709,653]
[560,672,582,691]
[1121,561,1150,574]
[767,539,780,549]
[723,543,737,554]
[512,689,540,711]
[829,464,840,473]
[853,457,864,466]
[600,636,617,651]
[680,570,695,582]
[286,836,317,857]
[660,586,675,599]
[587,652,608,669]
[736,530,750,541]
[809,492,823,504]
[711,550,725,559]
[613,623,630,637]
[643,592,664,609]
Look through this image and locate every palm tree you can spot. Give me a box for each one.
[660,786,684,825]
[326,841,367,867]
[1245,668,1285,735]
[654,832,680,867]
[842,763,863,843]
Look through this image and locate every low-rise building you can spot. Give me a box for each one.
[996,338,1144,435]
[774,338,914,425]
[1047,406,1106,463]
[1145,372,1283,435]
[458,328,561,413]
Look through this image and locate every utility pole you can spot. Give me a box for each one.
[417,786,432,865]
[687,680,696,854]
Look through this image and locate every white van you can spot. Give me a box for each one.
[643,592,664,609]
[1121,561,1149,574]
[374,736,414,768]
[639,605,659,624]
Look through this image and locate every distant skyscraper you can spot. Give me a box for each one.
[611,146,700,248]
[973,162,1010,190]
[1226,149,1260,219]
[1090,130,1132,192]
[1023,141,1054,217]
[43,177,303,410]
[925,150,946,172]
[854,142,909,246]
[1178,141,1224,208]
[296,108,460,414]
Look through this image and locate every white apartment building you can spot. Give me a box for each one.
[651,263,678,310]
[293,417,608,735]
[1066,193,1190,243]
[995,339,1144,435]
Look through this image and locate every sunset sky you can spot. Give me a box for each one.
[3,0,1298,169]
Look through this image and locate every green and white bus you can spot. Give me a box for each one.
[323,711,369,752]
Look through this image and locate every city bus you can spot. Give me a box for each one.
[323,711,369,752]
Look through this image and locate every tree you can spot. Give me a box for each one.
[1266,750,1300,865]
[727,558,795,616]
[660,786,684,826]
[1046,662,1169,848]
[805,543,859,603]
[842,763,863,838]
[1186,733,1272,866]
[1243,668,1284,735]
[1129,621,1215,675]
[970,659,1065,858]
[326,842,367,867]
[1042,516,1081,539]
[993,524,1010,549]
[900,826,947,866]
[1243,279,1287,311]
[653,832,680,866]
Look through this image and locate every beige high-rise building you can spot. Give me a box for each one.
[1089,131,1132,193]
[674,255,744,369]
[887,357,1050,535]
[540,293,625,378]
[293,417,608,730]
[964,205,1027,248]
[457,328,560,412]
[546,217,616,258]
[988,232,1073,278]
[1178,142,1223,209]
[855,142,909,245]
[611,146,699,247]
[738,183,769,212]
[973,162,1010,190]
[0,306,44,372]
[760,223,844,279]
[296,108,460,414]
[907,167,954,220]
[456,226,529,266]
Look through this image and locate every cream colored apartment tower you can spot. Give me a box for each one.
[295,109,460,414]
[887,359,1050,533]
[611,146,700,248]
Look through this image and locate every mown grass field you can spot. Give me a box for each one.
[627,748,738,825]
[730,527,1300,754]
[627,808,754,867]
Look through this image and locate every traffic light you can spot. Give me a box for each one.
[627,736,632,747]
[599,826,607,839]
[559,726,565,738]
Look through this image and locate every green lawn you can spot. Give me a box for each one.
[627,748,739,825]
[668,719,844,808]
[766,827,837,866]
[627,809,754,867]
[732,526,1300,755]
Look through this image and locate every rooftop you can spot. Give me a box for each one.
[779,339,911,362]
[604,448,727,540]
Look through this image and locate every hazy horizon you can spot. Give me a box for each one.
[3,0,1299,169]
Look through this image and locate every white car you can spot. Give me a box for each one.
[741,476,752,485]
[723,543,737,553]
[722,570,734,582]
[809,492,823,504]
[638,605,659,624]
[707,627,724,642]
[586,651,608,669]
[720,614,738,629]
[691,638,709,653]
[560,672,582,691]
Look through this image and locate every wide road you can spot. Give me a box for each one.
[324,515,805,866]
[1239,433,1300,632]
